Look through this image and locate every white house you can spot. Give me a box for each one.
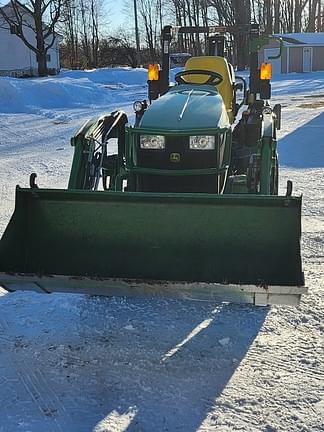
[0,3,61,77]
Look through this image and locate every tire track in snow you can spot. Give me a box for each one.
[0,317,74,432]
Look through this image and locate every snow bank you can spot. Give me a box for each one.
[1,66,324,118]
[60,67,147,86]
[0,67,147,114]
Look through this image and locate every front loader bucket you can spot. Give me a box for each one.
[0,187,305,305]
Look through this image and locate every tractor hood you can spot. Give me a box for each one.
[140,84,230,131]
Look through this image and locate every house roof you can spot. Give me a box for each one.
[275,32,324,46]
[0,2,31,17]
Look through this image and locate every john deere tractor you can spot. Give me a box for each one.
[0,25,306,305]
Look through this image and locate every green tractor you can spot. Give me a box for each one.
[0,25,306,305]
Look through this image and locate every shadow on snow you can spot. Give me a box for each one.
[279,112,324,168]
[0,291,268,432]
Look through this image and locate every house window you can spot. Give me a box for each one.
[10,25,19,35]
[46,54,51,62]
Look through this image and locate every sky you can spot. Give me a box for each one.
[106,1,133,31]
[0,0,130,35]
[0,1,127,30]
[110,2,125,29]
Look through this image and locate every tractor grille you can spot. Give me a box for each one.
[137,135,218,170]
[136,135,220,193]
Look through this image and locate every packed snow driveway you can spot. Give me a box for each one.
[0,69,323,432]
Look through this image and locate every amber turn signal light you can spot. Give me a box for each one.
[260,63,272,80]
[148,63,160,81]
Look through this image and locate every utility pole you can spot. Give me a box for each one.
[133,0,141,67]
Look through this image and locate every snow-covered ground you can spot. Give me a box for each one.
[0,69,323,432]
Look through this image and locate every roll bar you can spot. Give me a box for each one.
[150,24,281,103]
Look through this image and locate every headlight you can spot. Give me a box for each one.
[189,136,215,150]
[140,135,165,149]
[133,100,147,112]
[133,101,144,112]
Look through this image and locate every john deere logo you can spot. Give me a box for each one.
[170,153,181,163]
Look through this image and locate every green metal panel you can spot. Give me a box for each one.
[0,187,303,287]
[140,84,230,130]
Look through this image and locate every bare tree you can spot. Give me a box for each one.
[60,0,324,71]
[99,30,138,67]
[133,0,141,65]
[0,0,63,76]
[60,0,80,68]
[77,0,103,68]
